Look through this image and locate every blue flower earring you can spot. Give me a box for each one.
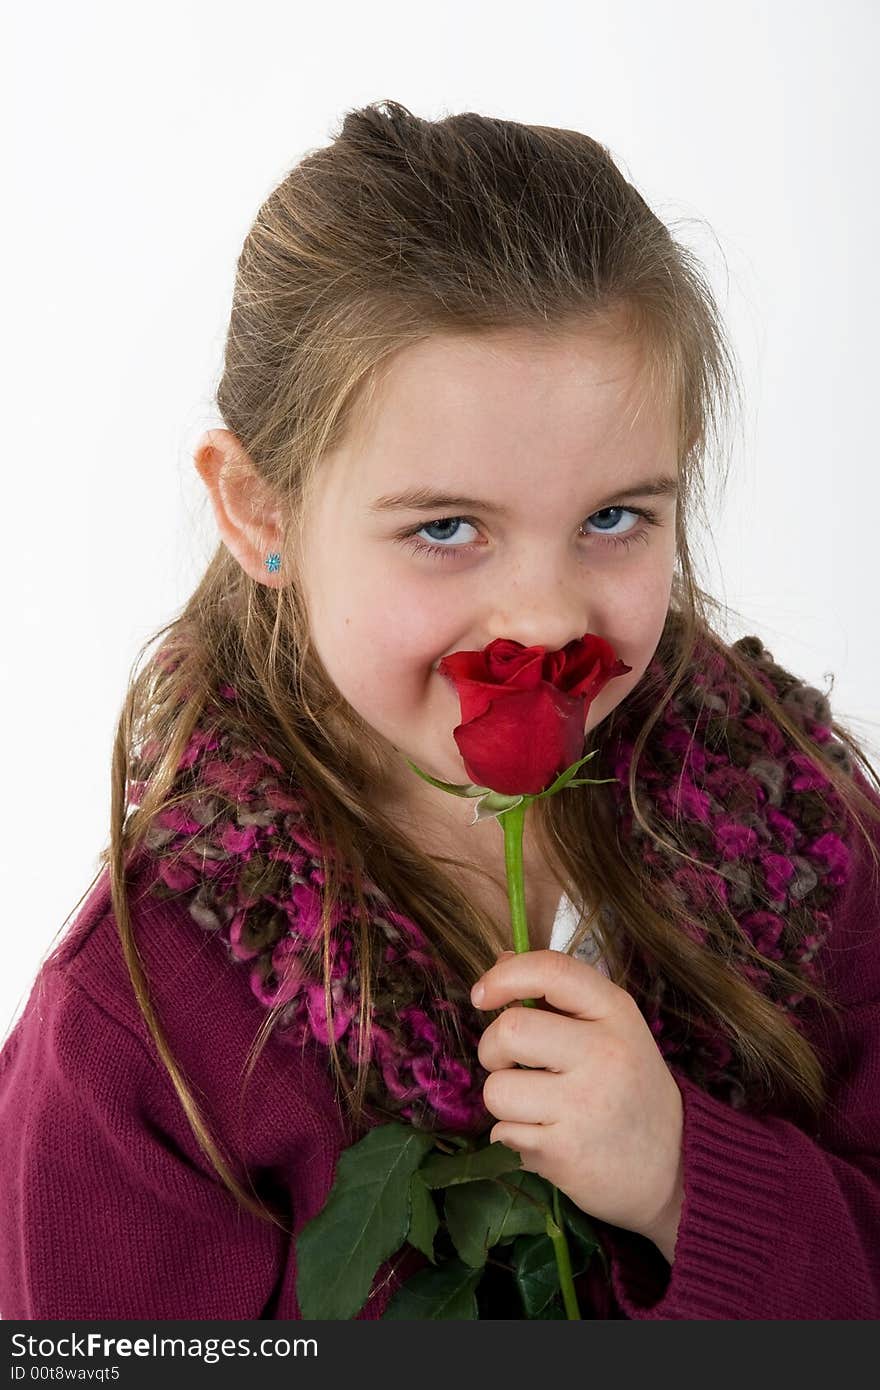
[264,552,281,574]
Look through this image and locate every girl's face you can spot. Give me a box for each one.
[298,325,680,829]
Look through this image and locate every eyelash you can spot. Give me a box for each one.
[399,505,661,563]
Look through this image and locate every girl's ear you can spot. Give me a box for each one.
[193,428,286,587]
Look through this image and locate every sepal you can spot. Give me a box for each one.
[405,748,615,827]
[404,758,494,800]
[532,748,603,799]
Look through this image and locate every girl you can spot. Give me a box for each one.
[2,99,879,1321]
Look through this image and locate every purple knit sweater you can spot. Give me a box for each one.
[2,794,880,1319]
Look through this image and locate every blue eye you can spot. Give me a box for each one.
[400,506,660,563]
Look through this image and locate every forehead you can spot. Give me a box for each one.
[316,324,678,513]
[365,327,669,443]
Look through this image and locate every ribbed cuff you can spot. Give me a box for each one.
[600,1070,790,1319]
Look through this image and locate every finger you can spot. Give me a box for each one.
[477,1002,588,1073]
[489,1120,557,1163]
[482,1066,560,1126]
[473,948,618,1022]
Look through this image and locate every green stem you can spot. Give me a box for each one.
[549,1187,582,1320]
[499,799,536,1005]
[498,800,582,1321]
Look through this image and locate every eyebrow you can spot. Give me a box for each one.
[368,474,680,517]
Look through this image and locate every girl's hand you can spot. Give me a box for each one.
[471,950,685,1253]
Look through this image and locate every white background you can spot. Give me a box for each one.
[3,0,878,1034]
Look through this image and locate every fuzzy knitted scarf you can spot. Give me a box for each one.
[128,632,856,1138]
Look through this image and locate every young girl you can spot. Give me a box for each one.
[2,98,879,1321]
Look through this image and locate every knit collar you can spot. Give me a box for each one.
[130,632,855,1136]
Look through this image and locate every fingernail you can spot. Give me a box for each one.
[471,982,485,1005]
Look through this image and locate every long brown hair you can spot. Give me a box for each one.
[74,101,880,1231]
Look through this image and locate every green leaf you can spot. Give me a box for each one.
[534,1294,566,1318]
[382,1258,484,1319]
[558,1192,601,1259]
[512,1232,562,1316]
[444,1171,550,1268]
[418,1141,522,1189]
[512,1227,595,1317]
[295,1122,436,1320]
[407,1170,440,1264]
[440,1134,473,1150]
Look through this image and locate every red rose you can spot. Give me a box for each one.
[437,634,632,796]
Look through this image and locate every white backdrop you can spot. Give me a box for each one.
[3,0,878,1036]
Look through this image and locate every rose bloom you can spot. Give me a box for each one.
[195,318,679,875]
[437,634,631,797]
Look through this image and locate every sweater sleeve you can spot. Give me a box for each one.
[597,775,880,1320]
[0,966,287,1319]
